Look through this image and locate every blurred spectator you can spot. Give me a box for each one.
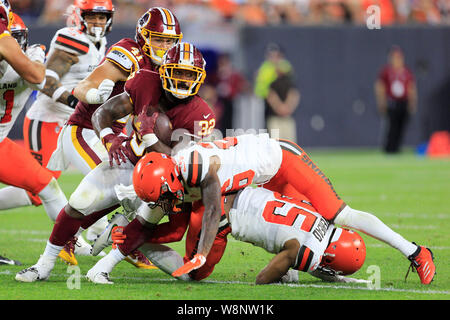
[39,0,72,25]
[209,53,250,135]
[254,43,300,142]
[410,0,442,24]
[374,46,418,153]
[19,0,450,27]
[235,0,268,25]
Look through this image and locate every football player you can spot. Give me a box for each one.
[15,42,216,283]
[48,6,182,267]
[0,0,114,259]
[100,132,435,285]
[131,169,369,285]
[0,8,67,257]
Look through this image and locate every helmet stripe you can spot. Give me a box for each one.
[183,42,191,62]
[161,8,174,30]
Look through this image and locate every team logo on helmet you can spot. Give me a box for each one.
[135,7,182,65]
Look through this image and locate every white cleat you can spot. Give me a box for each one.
[91,213,129,256]
[86,269,113,284]
[74,235,94,256]
[15,257,53,283]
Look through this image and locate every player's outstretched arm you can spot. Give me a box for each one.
[197,163,223,257]
[73,60,127,104]
[255,239,300,284]
[0,35,45,84]
[41,48,79,107]
[172,160,222,277]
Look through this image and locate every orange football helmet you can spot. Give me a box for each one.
[133,152,184,213]
[159,42,206,99]
[66,0,114,42]
[135,7,183,65]
[320,228,366,275]
[10,13,28,51]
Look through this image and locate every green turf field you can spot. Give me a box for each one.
[0,148,449,300]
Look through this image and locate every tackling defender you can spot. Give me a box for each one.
[0,0,114,258]
[15,42,216,283]
[0,6,67,262]
[92,133,435,285]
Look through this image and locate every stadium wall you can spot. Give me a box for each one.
[9,25,449,149]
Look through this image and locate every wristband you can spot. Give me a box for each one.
[67,94,79,108]
[52,86,68,102]
[85,88,100,104]
[142,133,159,148]
[35,78,46,91]
[45,69,60,81]
[100,127,114,140]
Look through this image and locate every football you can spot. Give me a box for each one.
[154,112,173,146]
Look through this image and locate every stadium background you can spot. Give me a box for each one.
[7,0,450,149]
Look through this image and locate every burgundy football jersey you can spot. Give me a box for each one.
[67,38,156,133]
[122,69,216,164]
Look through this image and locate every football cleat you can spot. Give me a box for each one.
[125,250,158,270]
[58,237,78,265]
[406,243,436,285]
[91,213,129,256]
[0,255,22,266]
[15,256,53,282]
[86,269,113,285]
[74,235,93,256]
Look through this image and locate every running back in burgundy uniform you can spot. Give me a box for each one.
[67,38,156,133]
[123,68,216,165]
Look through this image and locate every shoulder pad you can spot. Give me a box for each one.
[53,28,89,55]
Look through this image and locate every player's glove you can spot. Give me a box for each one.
[172,254,206,277]
[85,79,115,104]
[111,226,126,249]
[101,130,131,167]
[136,109,159,148]
[26,44,46,64]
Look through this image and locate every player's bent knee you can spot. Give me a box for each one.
[68,182,102,214]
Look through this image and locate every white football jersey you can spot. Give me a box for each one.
[172,133,283,202]
[26,27,107,123]
[228,186,335,273]
[0,60,33,142]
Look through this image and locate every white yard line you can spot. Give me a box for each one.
[0,270,448,296]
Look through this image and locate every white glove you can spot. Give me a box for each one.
[85,79,115,104]
[26,44,46,64]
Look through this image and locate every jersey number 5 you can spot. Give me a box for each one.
[0,90,14,124]
[262,194,317,232]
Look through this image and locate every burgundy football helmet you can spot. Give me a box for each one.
[0,0,12,31]
[159,42,206,99]
[136,7,183,65]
